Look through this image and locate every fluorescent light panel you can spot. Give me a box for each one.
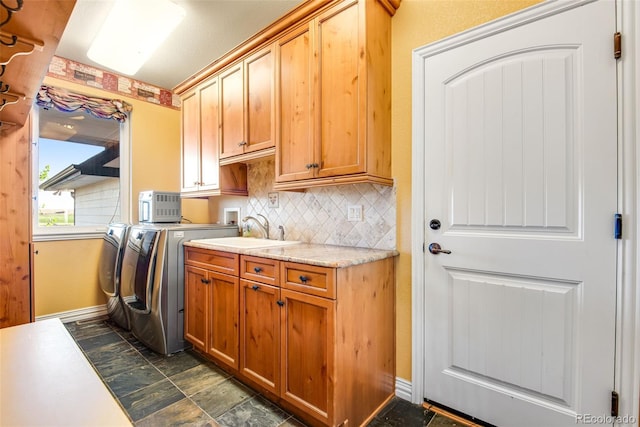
[87,0,185,76]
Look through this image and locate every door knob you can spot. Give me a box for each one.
[428,243,451,255]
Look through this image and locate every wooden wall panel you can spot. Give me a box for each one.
[0,118,33,327]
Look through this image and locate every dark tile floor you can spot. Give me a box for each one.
[64,317,461,426]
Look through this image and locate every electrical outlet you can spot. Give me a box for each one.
[347,205,363,222]
[268,192,279,208]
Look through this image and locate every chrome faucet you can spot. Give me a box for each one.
[242,214,270,239]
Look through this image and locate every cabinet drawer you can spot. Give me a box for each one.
[185,247,239,275]
[281,262,336,299]
[240,255,280,286]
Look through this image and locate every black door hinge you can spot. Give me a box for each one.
[611,390,619,417]
[614,32,622,59]
[614,213,622,239]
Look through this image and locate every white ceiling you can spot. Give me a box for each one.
[55,0,303,90]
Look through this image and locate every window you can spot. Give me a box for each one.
[32,102,130,240]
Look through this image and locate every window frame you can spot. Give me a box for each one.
[31,106,131,241]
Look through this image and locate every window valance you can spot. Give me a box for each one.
[36,85,133,122]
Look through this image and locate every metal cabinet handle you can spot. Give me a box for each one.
[299,275,309,283]
[238,141,247,147]
[428,243,451,255]
[252,285,260,291]
[253,267,263,273]
[200,278,210,284]
[277,300,284,307]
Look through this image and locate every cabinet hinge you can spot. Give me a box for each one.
[614,213,622,239]
[611,390,619,417]
[614,32,622,59]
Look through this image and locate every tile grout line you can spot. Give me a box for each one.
[69,320,329,427]
[107,322,224,425]
[107,322,278,426]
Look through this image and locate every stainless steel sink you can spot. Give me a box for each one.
[189,236,301,249]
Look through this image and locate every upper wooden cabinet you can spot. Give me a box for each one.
[176,0,399,193]
[181,79,220,193]
[181,77,248,197]
[220,45,275,162]
[274,0,395,190]
[0,0,76,127]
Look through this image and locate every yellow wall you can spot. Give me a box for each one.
[391,0,542,381]
[33,239,104,315]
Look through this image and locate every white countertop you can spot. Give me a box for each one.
[0,319,132,427]
[184,240,399,268]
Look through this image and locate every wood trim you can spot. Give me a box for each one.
[0,0,76,126]
[0,118,32,328]
[173,0,334,94]
[273,173,394,190]
[377,0,401,16]
[174,0,401,94]
[219,147,275,166]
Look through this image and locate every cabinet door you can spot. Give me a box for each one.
[245,46,274,154]
[240,279,280,395]
[220,63,245,159]
[181,90,200,192]
[199,78,221,190]
[184,265,208,352]
[280,289,335,424]
[275,23,316,183]
[208,271,240,370]
[316,1,365,177]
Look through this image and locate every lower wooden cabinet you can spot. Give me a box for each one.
[240,279,281,395]
[280,288,335,422]
[184,262,239,370]
[185,247,395,427]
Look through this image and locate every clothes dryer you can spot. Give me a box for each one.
[98,223,131,330]
[120,223,238,354]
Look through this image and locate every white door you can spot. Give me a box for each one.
[417,1,618,426]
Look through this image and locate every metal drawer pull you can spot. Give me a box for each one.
[200,278,210,284]
[252,285,260,291]
[253,267,263,273]
[277,300,284,307]
[299,275,309,283]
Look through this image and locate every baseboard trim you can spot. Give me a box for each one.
[395,377,412,401]
[35,305,108,324]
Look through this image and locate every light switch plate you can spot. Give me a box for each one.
[347,205,363,222]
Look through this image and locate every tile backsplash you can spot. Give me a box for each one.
[243,158,396,250]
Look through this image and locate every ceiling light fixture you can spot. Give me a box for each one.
[87,0,186,76]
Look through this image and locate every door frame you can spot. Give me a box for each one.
[410,0,640,423]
